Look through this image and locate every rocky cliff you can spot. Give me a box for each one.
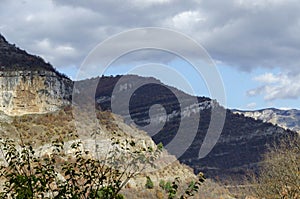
[0,34,72,115]
[233,108,300,134]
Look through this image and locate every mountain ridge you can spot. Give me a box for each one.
[76,75,297,182]
[0,33,68,79]
[233,108,300,133]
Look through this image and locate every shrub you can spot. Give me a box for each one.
[159,173,206,199]
[0,135,162,199]
[145,176,154,189]
[252,135,300,199]
[157,142,164,151]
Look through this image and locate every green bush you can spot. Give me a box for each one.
[145,176,154,189]
[159,173,206,199]
[0,136,162,199]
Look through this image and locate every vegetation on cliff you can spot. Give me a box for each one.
[0,33,68,79]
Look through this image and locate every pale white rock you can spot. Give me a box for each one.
[234,108,300,134]
[0,70,72,116]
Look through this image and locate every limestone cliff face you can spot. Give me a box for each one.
[233,108,300,133]
[0,70,72,115]
[0,33,73,115]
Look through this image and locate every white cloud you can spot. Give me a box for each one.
[248,73,300,101]
[247,89,259,96]
[246,102,257,109]
[235,0,288,8]
[131,0,172,8]
[25,14,34,22]
[170,11,206,31]
[34,38,77,66]
[253,73,280,84]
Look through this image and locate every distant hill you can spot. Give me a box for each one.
[76,75,297,182]
[233,108,300,133]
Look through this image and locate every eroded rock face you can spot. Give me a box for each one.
[233,108,300,133]
[0,33,73,116]
[0,70,72,115]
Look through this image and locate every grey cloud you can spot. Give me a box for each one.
[51,0,195,28]
[1,0,300,76]
[193,0,300,72]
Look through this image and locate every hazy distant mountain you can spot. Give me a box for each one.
[76,76,297,182]
[233,108,300,133]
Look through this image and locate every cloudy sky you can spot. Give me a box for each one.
[1,0,300,110]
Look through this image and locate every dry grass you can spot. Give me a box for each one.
[121,179,234,199]
[0,106,76,146]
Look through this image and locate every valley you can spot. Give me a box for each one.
[0,33,299,198]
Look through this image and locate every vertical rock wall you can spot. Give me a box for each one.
[0,70,72,115]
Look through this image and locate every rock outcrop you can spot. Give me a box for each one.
[233,108,300,134]
[0,70,72,115]
[0,34,72,115]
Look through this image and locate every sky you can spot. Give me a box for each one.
[0,0,300,110]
